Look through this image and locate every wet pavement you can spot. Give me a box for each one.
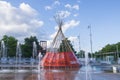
[0,66,120,80]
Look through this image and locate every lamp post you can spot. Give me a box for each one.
[78,35,81,52]
[78,34,81,58]
[116,45,119,64]
[88,25,93,60]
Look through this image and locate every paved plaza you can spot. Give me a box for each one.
[0,68,120,80]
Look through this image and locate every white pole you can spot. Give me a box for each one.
[88,25,93,60]
[116,45,119,64]
[78,35,81,57]
[78,35,81,52]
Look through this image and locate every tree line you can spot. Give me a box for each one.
[0,35,43,58]
[0,35,76,58]
[2,34,119,59]
[77,43,120,59]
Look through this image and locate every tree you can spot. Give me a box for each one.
[21,36,41,58]
[58,38,76,54]
[68,39,77,54]
[77,50,85,58]
[1,35,17,57]
[101,44,116,53]
[94,42,120,62]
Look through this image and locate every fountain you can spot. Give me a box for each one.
[0,40,7,64]
[0,41,13,73]
[0,41,118,80]
[85,52,92,80]
[31,41,37,65]
[0,42,119,80]
[15,41,29,74]
[37,52,42,80]
[0,40,8,72]
[16,41,22,69]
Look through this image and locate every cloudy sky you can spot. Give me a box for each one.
[0,0,120,53]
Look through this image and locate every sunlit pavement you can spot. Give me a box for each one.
[0,67,120,80]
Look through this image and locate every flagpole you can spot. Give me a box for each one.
[88,25,93,60]
[78,35,81,50]
[78,34,81,57]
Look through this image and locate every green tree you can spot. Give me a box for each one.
[94,42,120,62]
[1,35,17,57]
[101,44,116,53]
[21,36,41,58]
[58,38,76,54]
[77,50,85,58]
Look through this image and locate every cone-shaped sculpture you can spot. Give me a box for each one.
[41,15,80,68]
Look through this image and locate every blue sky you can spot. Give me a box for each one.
[0,0,120,53]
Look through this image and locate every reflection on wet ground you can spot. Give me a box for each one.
[0,66,120,80]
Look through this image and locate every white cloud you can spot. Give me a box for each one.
[62,20,80,32]
[47,40,53,48]
[74,13,79,17]
[54,0,60,5]
[30,19,44,27]
[20,3,37,15]
[45,6,52,10]
[50,20,80,39]
[0,1,44,42]
[50,32,57,40]
[68,36,77,42]
[73,5,79,10]
[65,4,79,10]
[65,4,71,9]
[68,36,79,51]
[44,0,60,11]
[57,10,71,18]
